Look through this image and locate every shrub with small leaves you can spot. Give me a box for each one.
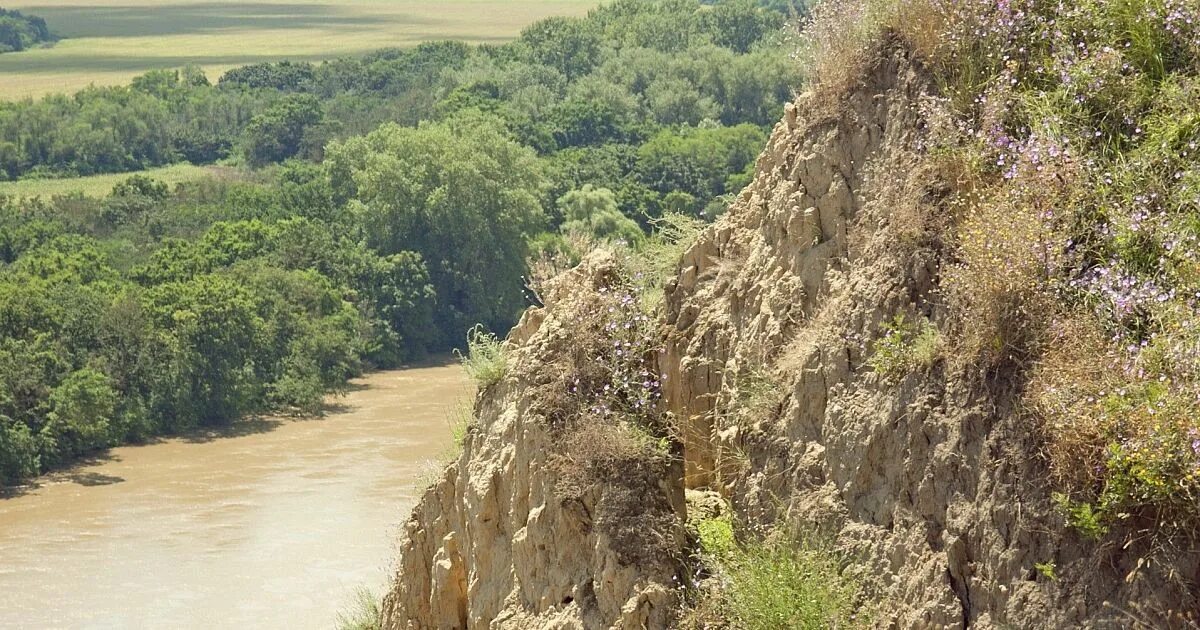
[457,324,507,388]
[868,313,941,380]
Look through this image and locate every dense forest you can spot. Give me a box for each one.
[0,8,54,54]
[0,0,803,482]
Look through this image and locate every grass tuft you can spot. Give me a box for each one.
[456,325,507,389]
[868,313,941,381]
[335,587,381,630]
[682,515,866,630]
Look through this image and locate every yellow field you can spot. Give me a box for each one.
[0,0,596,100]
[0,163,225,198]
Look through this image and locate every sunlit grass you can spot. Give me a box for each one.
[0,163,225,199]
[335,586,381,630]
[0,0,596,99]
[456,325,508,389]
[681,514,867,629]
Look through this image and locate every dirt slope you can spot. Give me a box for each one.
[382,38,1196,630]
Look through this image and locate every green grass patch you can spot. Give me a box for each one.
[0,163,223,198]
[685,514,867,630]
[868,313,941,381]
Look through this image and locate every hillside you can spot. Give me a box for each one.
[382,1,1200,627]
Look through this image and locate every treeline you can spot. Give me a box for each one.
[0,163,435,480]
[0,8,54,54]
[0,0,801,482]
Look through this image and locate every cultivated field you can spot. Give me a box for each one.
[0,0,596,99]
[0,163,225,198]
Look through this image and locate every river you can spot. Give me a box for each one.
[0,364,469,629]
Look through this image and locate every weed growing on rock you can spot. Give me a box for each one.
[868,314,941,381]
[456,324,507,388]
[680,512,866,630]
[434,400,474,464]
[1034,561,1058,581]
[1053,492,1110,540]
[335,587,381,630]
[628,213,706,310]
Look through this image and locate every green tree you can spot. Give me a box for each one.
[242,94,323,167]
[325,112,546,341]
[636,123,766,211]
[518,16,603,80]
[558,185,644,244]
[41,368,118,463]
[0,419,37,483]
[143,274,265,427]
[703,0,785,53]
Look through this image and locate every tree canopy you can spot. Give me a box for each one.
[0,0,802,483]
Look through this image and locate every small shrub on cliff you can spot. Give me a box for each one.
[335,587,381,630]
[546,276,671,496]
[627,212,706,309]
[456,325,507,388]
[683,517,866,630]
[527,257,682,567]
[868,314,941,381]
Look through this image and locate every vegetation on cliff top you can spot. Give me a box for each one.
[808,0,1200,535]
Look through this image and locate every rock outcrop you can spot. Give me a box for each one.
[662,40,1196,627]
[381,255,683,630]
[383,38,1196,630]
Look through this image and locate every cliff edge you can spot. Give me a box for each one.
[383,33,1198,630]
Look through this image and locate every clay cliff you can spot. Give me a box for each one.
[381,38,1196,630]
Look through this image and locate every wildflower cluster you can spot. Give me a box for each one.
[956,0,1199,529]
[568,282,665,423]
[812,0,1200,528]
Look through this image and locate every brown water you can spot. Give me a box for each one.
[0,364,469,630]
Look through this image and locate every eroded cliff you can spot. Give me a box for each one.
[383,38,1197,630]
[662,41,1196,627]
[381,255,684,630]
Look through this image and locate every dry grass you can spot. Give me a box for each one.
[1027,317,1121,495]
[0,163,226,198]
[796,0,902,107]
[940,161,1073,371]
[0,0,596,99]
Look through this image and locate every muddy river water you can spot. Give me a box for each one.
[0,364,469,629]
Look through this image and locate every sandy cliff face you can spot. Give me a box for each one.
[662,42,1196,628]
[383,40,1195,630]
[381,256,683,630]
